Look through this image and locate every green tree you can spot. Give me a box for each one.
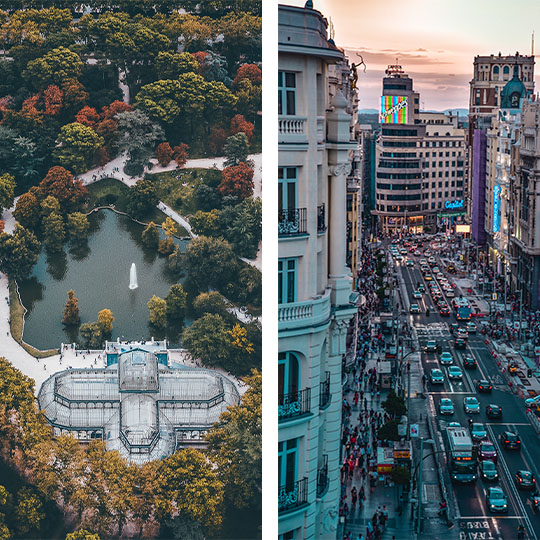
[182,313,231,368]
[54,122,104,174]
[15,487,44,536]
[13,189,40,230]
[79,322,103,349]
[167,245,183,274]
[66,212,90,243]
[154,448,224,532]
[192,291,229,319]
[126,177,158,217]
[43,211,65,252]
[190,209,220,237]
[184,236,239,293]
[377,420,401,442]
[155,51,198,80]
[219,198,261,260]
[382,389,407,418]
[115,109,164,173]
[62,289,80,325]
[23,46,83,89]
[236,265,262,307]
[165,283,187,320]
[147,295,166,328]
[141,221,159,249]
[97,308,114,334]
[223,132,249,167]
[66,530,101,540]
[40,195,61,218]
[0,224,41,280]
[0,173,15,213]
[206,370,261,513]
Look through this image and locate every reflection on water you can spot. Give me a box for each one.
[19,210,191,349]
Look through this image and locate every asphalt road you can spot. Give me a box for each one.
[392,247,540,540]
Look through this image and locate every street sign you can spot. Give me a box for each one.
[492,293,498,301]
[410,424,419,438]
[534,346,540,356]
[514,322,520,330]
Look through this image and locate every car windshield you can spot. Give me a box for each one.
[472,424,483,430]
[484,462,495,470]
[521,471,532,479]
[490,489,504,500]
[466,398,478,404]
[482,443,495,452]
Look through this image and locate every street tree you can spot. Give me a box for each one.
[206,370,261,512]
[223,132,249,167]
[165,283,187,320]
[172,143,189,168]
[0,173,15,213]
[43,211,65,252]
[62,289,80,325]
[147,295,167,328]
[97,308,114,334]
[0,224,41,280]
[382,389,406,418]
[156,142,173,166]
[54,122,104,174]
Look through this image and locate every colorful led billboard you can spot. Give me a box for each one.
[379,96,408,124]
[493,184,501,232]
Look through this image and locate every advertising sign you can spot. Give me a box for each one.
[445,199,464,210]
[493,184,501,233]
[379,95,408,124]
[456,224,471,233]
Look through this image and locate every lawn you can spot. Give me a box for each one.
[149,167,222,216]
[85,178,188,236]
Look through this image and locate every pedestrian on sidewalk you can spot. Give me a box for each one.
[351,486,358,510]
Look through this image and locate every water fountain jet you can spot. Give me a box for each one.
[129,263,138,290]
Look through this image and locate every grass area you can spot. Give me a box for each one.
[85,177,188,236]
[9,280,58,358]
[150,167,222,217]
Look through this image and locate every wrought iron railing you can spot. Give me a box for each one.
[317,454,329,497]
[278,477,308,513]
[317,203,327,232]
[278,208,307,236]
[319,371,331,409]
[278,387,311,421]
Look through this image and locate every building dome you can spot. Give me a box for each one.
[500,64,526,109]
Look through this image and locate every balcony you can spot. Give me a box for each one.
[279,208,307,236]
[279,116,307,144]
[317,455,329,497]
[319,371,331,409]
[278,288,332,331]
[317,203,327,233]
[278,477,309,514]
[278,387,311,422]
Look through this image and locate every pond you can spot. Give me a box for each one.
[19,209,190,350]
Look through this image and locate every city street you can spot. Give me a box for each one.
[395,241,540,540]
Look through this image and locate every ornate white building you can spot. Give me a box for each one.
[278,4,358,539]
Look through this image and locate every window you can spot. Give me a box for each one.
[493,65,500,75]
[278,167,297,210]
[278,258,297,304]
[279,352,300,398]
[278,438,298,490]
[278,71,296,115]
[279,531,297,540]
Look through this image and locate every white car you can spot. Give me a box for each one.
[439,398,455,415]
[464,396,480,414]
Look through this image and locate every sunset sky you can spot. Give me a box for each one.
[282,0,540,111]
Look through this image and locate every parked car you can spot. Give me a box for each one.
[499,431,521,450]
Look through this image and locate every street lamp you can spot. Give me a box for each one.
[417,438,435,534]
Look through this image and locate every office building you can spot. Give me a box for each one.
[278,3,358,538]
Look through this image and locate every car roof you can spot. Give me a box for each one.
[483,460,495,467]
[441,397,452,402]
[488,404,500,408]
[489,487,504,496]
[431,368,442,374]
[519,470,532,476]
[472,423,484,428]
[465,396,478,402]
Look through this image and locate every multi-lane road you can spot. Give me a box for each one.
[393,246,540,540]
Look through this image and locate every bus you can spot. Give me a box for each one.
[446,427,477,483]
[455,298,472,321]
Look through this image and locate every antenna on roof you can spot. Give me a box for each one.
[329,17,335,41]
[532,31,535,56]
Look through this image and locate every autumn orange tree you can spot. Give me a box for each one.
[172,143,189,168]
[38,166,88,214]
[233,63,261,86]
[155,142,173,166]
[218,162,254,199]
[230,113,254,141]
[62,289,80,325]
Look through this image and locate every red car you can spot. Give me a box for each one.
[440,306,450,316]
[478,441,498,463]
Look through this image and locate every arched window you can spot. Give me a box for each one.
[493,66,499,75]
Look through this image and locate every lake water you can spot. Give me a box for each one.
[19,210,190,350]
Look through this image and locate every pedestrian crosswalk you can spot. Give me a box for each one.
[414,322,451,339]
